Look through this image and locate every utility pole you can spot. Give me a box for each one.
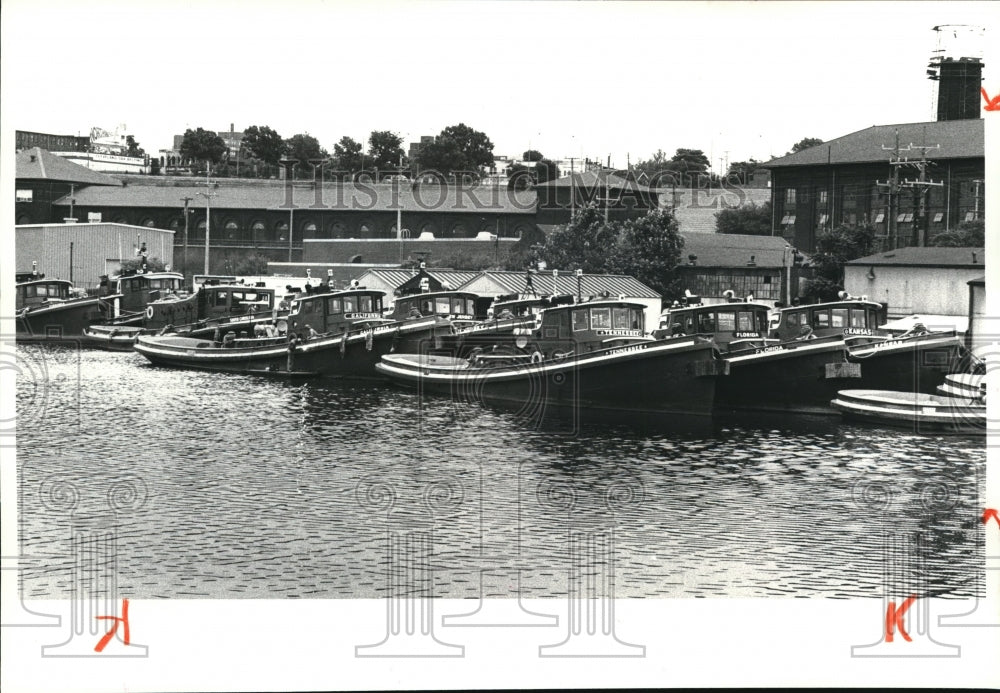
[876,131,941,249]
[567,157,578,218]
[197,164,217,275]
[180,196,194,282]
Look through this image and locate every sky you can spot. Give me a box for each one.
[1,0,996,173]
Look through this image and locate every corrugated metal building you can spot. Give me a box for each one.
[16,222,175,290]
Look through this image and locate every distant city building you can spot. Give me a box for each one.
[16,130,90,153]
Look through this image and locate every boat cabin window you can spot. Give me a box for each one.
[572,308,589,331]
[358,295,374,312]
[631,308,643,330]
[591,307,612,329]
[785,311,802,328]
[343,296,358,313]
[215,291,229,307]
[813,310,830,328]
[451,297,473,314]
[613,307,629,329]
[716,311,736,332]
[849,308,867,328]
[327,297,343,314]
[299,299,321,317]
[830,308,848,328]
[697,312,715,333]
[435,297,451,314]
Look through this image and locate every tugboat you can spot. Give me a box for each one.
[82,266,188,348]
[376,295,725,417]
[654,291,969,415]
[15,264,118,341]
[831,389,985,435]
[133,284,453,378]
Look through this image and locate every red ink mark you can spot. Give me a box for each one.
[984,508,1000,528]
[885,594,917,642]
[982,88,1000,112]
[94,599,131,653]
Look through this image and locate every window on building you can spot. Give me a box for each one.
[251,221,266,238]
[933,212,944,223]
[965,211,977,222]
[16,189,33,202]
[897,213,913,223]
[276,221,289,240]
[780,214,796,225]
[818,190,828,205]
[785,189,796,205]
[874,212,885,224]
[224,220,239,238]
[818,214,828,225]
[303,222,318,235]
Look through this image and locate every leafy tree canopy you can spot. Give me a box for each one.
[332,136,364,173]
[522,149,544,162]
[284,133,327,163]
[929,219,985,247]
[125,135,145,158]
[801,222,877,301]
[242,125,286,166]
[789,137,824,154]
[725,159,760,185]
[416,123,495,176]
[529,205,684,298]
[715,200,772,235]
[180,128,228,165]
[634,148,713,187]
[368,130,405,173]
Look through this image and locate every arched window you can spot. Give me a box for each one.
[224,220,239,239]
[251,220,266,242]
[358,223,371,238]
[450,223,469,238]
[329,222,347,238]
[142,218,156,228]
[303,221,318,236]
[276,221,289,240]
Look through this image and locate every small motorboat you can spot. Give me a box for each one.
[831,389,985,434]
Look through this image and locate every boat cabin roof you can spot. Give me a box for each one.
[17,277,73,288]
[292,286,386,306]
[663,301,773,318]
[777,299,882,318]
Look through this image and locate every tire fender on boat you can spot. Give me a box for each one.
[145,306,154,319]
[530,351,543,364]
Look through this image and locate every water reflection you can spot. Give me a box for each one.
[15,344,985,599]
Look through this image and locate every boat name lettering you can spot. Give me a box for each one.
[450,314,474,320]
[596,329,642,336]
[755,345,787,354]
[608,343,648,356]
[345,313,381,319]
[844,328,873,336]
[734,331,759,339]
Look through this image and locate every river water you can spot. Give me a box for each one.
[15,343,985,599]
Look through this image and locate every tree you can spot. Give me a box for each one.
[232,252,272,275]
[368,130,405,174]
[527,205,685,298]
[507,152,560,190]
[284,133,326,163]
[611,208,685,297]
[536,158,560,184]
[125,135,145,158]
[242,125,286,167]
[929,219,985,247]
[715,200,772,235]
[537,205,622,274]
[120,256,167,273]
[789,137,824,154]
[416,123,495,177]
[635,148,713,187]
[332,136,364,173]
[180,128,228,166]
[522,149,544,162]
[801,223,877,301]
[725,159,760,185]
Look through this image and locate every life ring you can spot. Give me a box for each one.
[530,351,543,364]
[145,306,154,319]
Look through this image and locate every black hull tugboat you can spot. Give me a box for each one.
[655,292,969,415]
[85,280,283,350]
[377,297,724,417]
[134,285,452,378]
[83,268,188,347]
[16,268,117,342]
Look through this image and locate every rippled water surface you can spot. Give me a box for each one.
[15,343,985,599]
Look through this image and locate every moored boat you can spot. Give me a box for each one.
[377,297,725,417]
[15,269,117,341]
[134,285,452,377]
[831,389,985,434]
[654,293,971,415]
